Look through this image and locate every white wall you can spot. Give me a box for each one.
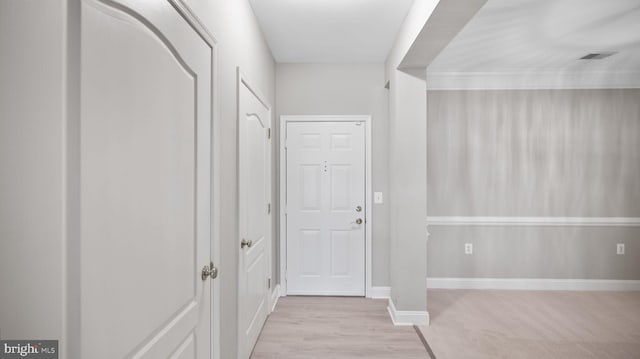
[384,0,440,313]
[275,63,390,286]
[0,2,276,359]
[385,70,428,311]
[182,1,276,358]
[0,0,66,346]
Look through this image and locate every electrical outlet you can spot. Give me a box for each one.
[465,243,473,255]
[617,243,625,255]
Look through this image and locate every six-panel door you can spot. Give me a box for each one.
[286,121,366,296]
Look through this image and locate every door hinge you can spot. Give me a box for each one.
[267,128,271,139]
[268,278,271,289]
[267,203,271,214]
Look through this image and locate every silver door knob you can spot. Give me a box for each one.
[355,218,363,225]
[355,206,362,212]
[241,238,253,249]
[201,262,218,280]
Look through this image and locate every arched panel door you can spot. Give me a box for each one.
[79,1,213,358]
[237,73,272,359]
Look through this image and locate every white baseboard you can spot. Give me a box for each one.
[387,299,430,326]
[369,286,391,299]
[270,285,281,312]
[286,290,365,296]
[427,278,640,291]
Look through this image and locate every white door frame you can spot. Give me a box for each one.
[279,115,373,298]
[236,68,274,358]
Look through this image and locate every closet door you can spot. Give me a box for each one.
[80,1,213,358]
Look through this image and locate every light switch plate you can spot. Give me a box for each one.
[465,243,473,255]
[374,192,383,204]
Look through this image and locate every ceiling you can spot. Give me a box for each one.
[248,0,415,63]
[428,0,640,74]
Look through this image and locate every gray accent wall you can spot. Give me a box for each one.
[427,89,640,279]
[428,226,640,279]
[275,63,390,286]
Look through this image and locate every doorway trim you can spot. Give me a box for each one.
[279,115,373,298]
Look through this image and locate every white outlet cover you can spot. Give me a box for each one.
[465,243,473,254]
[617,243,625,255]
[374,192,383,204]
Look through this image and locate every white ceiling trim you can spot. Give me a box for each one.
[426,70,640,90]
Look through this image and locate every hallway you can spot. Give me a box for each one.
[253,291,640,359]
[1,1,639,358]
[251,297,428,359]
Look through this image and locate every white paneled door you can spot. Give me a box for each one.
[80,1,214,358]
[238,74,272,359]
[286,121,366,296]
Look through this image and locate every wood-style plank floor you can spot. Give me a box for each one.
[250,296,428,359]
[420,289,640,359]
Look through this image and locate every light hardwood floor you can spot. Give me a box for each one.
[420,289,640,359]
[250,296,428,359]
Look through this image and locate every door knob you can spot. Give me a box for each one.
[355,218,363,225]
[241,238,253,249]
[355,206,362,212]
[201,262,218,280]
